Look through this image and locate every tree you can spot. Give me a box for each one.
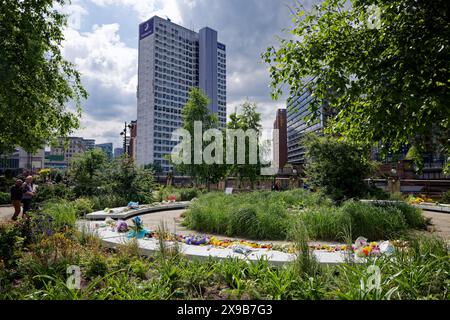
[103,156,155,203]
[263,0,450,162]
[0,0,87,154]
[227,101,264,189]
[69,149,107,196]
[303,134,377,202]
[174,88,226,190]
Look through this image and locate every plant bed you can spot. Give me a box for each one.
[183,190,426,241]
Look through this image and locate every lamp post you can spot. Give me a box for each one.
[120,122,132,156]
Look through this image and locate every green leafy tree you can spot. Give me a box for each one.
[103,156,155,203]
[263,0,450,163]
[69,149,107,196]
[303,134,377,202]
[174,88,227,190]
[0,0,87,154]
[227,101,264,189]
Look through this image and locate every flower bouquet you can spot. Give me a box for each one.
[127,201,139,209]
[116,219,128,233]
[127,216,150,239]
[353,237,381,258]
[184,235,209,245]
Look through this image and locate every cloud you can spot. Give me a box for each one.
[61,21,139,148]
[89,0,182,23]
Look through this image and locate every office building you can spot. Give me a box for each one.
[287,80,327,164]
[83,139,96,151]
[45,137,89,169]
[0,147,45,174]
[273,108,288,170]
[137,16,227,171]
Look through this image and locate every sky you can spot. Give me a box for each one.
[61,0,317,150]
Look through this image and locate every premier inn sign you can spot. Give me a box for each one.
[139,18,154,40]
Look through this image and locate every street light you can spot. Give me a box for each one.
[120,121,132,156]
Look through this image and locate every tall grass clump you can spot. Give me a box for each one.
[42,200,77,230]
[296,201,425,241]
[183,189,317,240]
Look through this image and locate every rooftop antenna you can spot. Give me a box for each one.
[166,16,171,22]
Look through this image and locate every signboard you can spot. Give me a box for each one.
[217,42,226,51]
[139,18,154,40]
[225,187,233,195]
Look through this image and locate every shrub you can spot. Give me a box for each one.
[33,183,75,204]
[303,134,377,202]
[380,202,425,229]
[178,188,200,201]
[442,190,450,204]
[73,197,94,217]
[86,253,109,279]
[41,200,77,231]
[0,223,24,267]
[18,233,81,286]
[0,192,9,205]
[88,194,128,211]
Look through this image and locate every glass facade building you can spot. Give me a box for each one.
[287,81,325,164]
[137,16,226,171]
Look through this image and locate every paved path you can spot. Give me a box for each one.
[0,206,16,224]
[422,210,450,240]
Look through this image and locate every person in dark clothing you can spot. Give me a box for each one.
[10,179,23,221]
[21,176,35,216]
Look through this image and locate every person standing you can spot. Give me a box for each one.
[22,176,35,216]
[10,179,23,221]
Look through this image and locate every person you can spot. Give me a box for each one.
[21,176,35,216]
[272,180,282,191]
[10,179,23,221]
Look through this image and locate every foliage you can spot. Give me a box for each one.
[303,134,377,202]
[441,190,450,204]
[41,200,77,231]
[298,200,425,241]
[263,0,450,158]
[87,194,128,211]
[73,197,94,217]
[226,101,266,189]
[0,176,15,192]
[183,189,330,240]
[69,149,108,197]
[156,186,201,202]
[0,192,9,205]
[33,183,75,204]
[173,88,227,189]
[102,156,156,204]
[0,0,87,154]
[0,223,447,300]
[0,223,25,268]
[184,190,425,241]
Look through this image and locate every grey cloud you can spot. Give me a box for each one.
[81,78,136,121]
[177,0,317,122]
